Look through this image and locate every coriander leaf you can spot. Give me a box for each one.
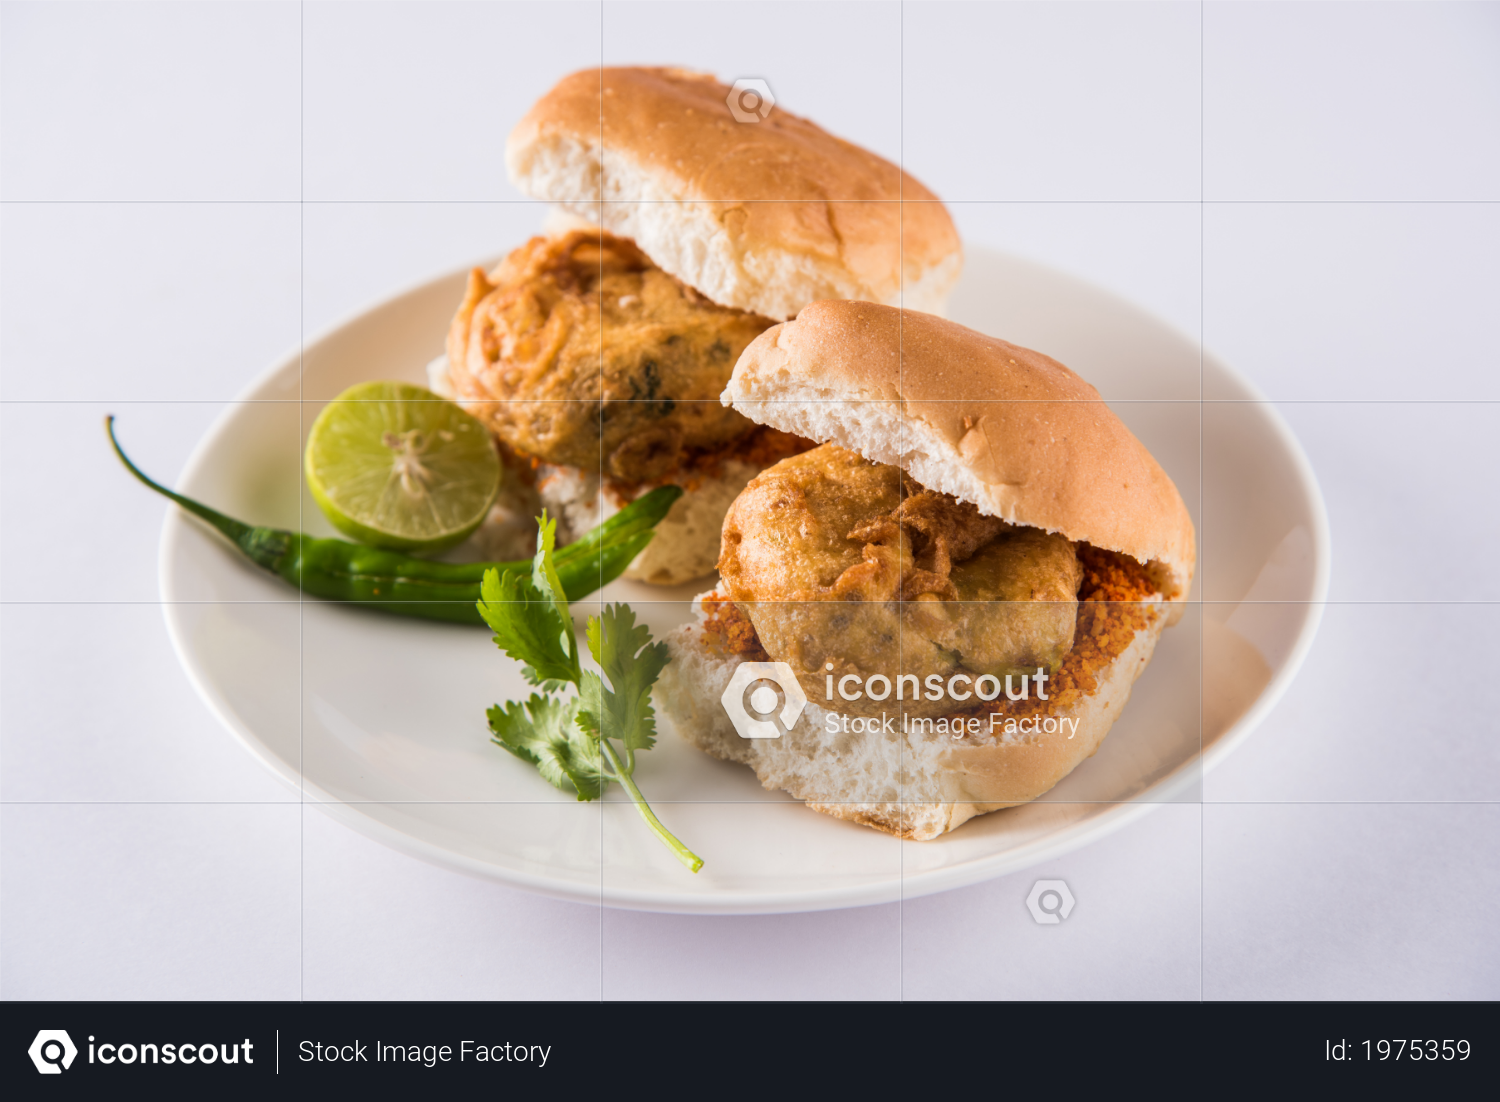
[586,603,672,754]
[530,511,574,645]
[477,567,580,690]
[487,695,603,801]
[575,669,604,741]
[478,514,701,873]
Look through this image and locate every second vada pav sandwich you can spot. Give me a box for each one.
[430,67,961,584]
[658,301,1196,840]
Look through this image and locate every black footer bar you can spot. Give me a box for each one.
[2,1000,1491,1093]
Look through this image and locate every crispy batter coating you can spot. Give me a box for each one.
[446,230,776,482]
[702,542,1160,728]
[719,444,1084,716]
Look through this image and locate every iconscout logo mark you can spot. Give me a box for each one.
[29,1030,78,1074]
[725,78,775,123]
[722,662,807,738]
[28,1028,254,1074]
[1027,880,1076,925]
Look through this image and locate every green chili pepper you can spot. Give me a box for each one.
[107,416,681,624]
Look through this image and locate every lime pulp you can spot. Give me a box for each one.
[305,381,501,554]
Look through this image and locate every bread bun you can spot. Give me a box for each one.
[722,300,1196,606]
[651,302,1197,839]
[506,67,962,321]
[658,592,1168,840]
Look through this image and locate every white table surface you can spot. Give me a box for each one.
[2,1,1497,1001]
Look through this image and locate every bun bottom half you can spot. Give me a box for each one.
[657,592,1168,840]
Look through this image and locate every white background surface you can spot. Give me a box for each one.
[3,0,1498,1000]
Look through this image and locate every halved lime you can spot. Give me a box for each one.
[305,381,501,554]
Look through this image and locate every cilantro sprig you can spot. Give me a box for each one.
[478,512,703,873]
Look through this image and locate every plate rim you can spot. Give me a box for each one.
[159,250,1331,914]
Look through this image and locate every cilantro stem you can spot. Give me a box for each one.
[600,739,704,874]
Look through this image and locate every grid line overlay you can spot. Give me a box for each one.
[298,0,308,1003]
[1198,0,1205,1004]
[597,5,606,1000]
[1,1,1496,1004]
[898,0,906,1002]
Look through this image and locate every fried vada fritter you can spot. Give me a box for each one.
[447,230,776,483]
[719,444,1084,717]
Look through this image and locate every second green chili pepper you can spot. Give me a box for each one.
[107,416,681,624]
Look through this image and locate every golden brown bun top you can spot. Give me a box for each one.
[506,67,961,320]
[722,301,1197,600]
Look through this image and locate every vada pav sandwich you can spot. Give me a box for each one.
[432,67,962,583]
[658,302,1196,839]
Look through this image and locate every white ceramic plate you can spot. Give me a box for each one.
[160,247,1329,914]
